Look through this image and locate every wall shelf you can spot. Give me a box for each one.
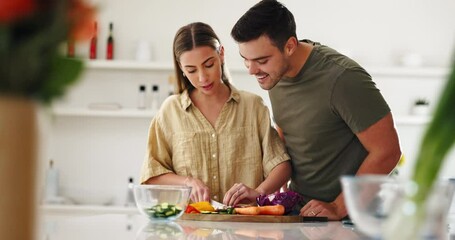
[53,107,156,118]
[40,204,138,215]
[85,60,450,78]
[366,66,449,78]
[85,60,173,71]
[395,115,431,125]
[53,107,431,125]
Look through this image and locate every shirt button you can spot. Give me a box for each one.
[212,154,216,158]
[213,175,217,179]
[213,195,218,199]
[211,133,215,138]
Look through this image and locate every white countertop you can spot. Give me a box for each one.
[40,204,138,216]
[39,213,367,240]
[39,205,455,240]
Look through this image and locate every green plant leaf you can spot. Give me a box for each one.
[36,55,84,104]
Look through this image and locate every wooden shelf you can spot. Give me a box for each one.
[53,107,156,118]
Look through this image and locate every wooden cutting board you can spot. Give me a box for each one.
[181,213,306,223]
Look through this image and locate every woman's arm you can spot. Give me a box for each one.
[223,161,291,206]
[255,160,291,195]
[144,173,211,203]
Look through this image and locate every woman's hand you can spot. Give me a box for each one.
[223,183,259,207]
[184,177,210,203]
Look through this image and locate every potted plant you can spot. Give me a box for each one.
[0,1,95,239]
[411,97,430,115]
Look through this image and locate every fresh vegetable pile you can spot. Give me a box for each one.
[234,205,285,215]
[145,202,183,219]
[185,201,235,214]
[184,196,301,216]
[256,191,303,214]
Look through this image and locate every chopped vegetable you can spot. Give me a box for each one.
[257,191,303,214]
[216,207,235,214]
[189,201,215,212]
[234,206,261,215]
[258,205,285,215]
[184,205,200,214]
[146,202,182,219]
[235,205,285,215]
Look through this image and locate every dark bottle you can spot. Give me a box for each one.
[125,177,135,206]
[89,21,97,59]
[106,22,114,60]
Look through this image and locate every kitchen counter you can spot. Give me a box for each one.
[39,213,367,240]
[38,209,455,240]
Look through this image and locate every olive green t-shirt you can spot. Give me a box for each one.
[269,40,390,203]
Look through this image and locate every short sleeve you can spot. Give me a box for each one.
[331,69,390,133]
[256,98,290,177]
[139,116,173,183]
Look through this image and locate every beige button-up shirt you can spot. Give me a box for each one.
[140,85,290,200]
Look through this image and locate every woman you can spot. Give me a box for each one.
[140,22,291,207]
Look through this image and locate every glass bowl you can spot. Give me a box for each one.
[341,175,401,237]
[133,184,191,222]
[341,175,455,239]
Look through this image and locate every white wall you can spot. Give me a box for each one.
[81,0,455,67]
[39,0,455,205]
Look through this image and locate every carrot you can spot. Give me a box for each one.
[234,206,261,215]
[234,205,285,216]
[258,205,285,215]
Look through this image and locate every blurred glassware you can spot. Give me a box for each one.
[133,185,191,222]
[341,175,455,239]
[136,221,184,240]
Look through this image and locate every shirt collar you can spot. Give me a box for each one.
[179,84,241,110]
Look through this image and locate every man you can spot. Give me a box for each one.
[231,0,401,220]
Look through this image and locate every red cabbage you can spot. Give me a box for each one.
[256,191,303,214]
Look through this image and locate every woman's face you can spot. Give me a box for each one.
[179,45,224,95]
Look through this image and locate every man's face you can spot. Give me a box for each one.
[238,35,290,90]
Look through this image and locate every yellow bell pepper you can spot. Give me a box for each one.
[189,201,215,212]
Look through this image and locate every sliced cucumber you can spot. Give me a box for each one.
[146,202,182,219]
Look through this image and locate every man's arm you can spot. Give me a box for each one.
[301,112,402,220]
[354,112,402,175]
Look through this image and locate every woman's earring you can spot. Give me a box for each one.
[182,72,186,78]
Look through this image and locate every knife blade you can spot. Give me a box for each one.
[210,199,228,209]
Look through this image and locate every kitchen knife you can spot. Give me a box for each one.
[210,199,228,209]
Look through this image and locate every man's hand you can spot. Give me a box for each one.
[299,199,345,221]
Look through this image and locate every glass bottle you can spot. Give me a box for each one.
[151,85,160,111]
[125,177,135,207]
[89,21,97,59]
[106,22,114,60]
[44,160,59,201]
[138,85,146,109]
